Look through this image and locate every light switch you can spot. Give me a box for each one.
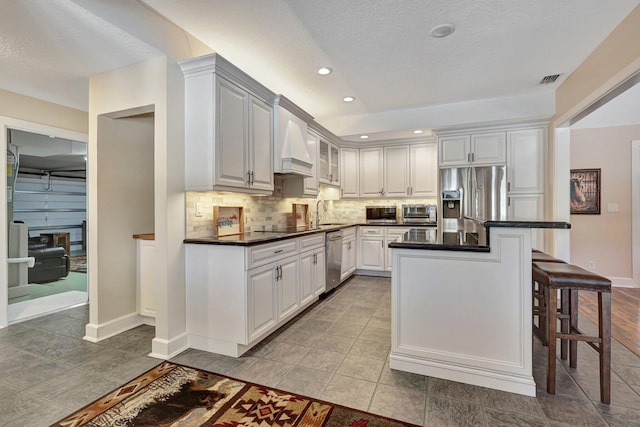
[607,203,618,213]
[196,202,203,217]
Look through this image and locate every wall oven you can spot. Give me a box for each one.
[365,206,397,224]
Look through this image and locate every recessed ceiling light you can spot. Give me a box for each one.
[317,67,332,75]
[360,135,369,139]
[430,23,455,38]
[343,96,355,102]
[413,130,424,134]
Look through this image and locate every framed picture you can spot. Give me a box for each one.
[570,168,601,214]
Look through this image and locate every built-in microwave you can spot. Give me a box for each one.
[366,206,397,224]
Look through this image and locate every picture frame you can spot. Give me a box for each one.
[570,168,601,215]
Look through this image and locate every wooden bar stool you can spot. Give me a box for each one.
[532,261,611,404]
[531,251,565,346]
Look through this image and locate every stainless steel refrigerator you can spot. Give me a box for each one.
[439,165,507,244]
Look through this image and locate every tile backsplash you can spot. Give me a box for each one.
[186,190,436,238]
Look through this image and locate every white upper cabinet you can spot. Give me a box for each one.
[181,54,275,194]
[359,148,384,197]
[319,139,340,186]
[410,143,438,197]
[384,146,410,197]
[439,132,506,167]
[340,148,359,198]
[507,128,545,194]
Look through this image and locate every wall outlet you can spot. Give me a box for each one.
[587,260,595,269]
[607,203,619,213]
[195,202,203,217]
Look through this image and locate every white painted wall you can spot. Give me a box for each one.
[86,56,187,358]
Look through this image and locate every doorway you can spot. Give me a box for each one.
[5,126,88,323]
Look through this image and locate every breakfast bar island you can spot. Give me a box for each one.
[388,220,570,397]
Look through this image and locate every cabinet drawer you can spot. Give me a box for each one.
[247,239,298,269]
[300,233,325,251]
[359,226,383,237]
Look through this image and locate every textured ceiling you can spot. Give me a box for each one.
[0,0,161,110]
[1,0,638,139]
[142,0,639,138]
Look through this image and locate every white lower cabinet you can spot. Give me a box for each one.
[300,246,326,306]
[340,227,357,281]
[135,237,156,319]
[508,193,545,250]
[385,228,411,271]
[186,233,325,357]
[357,227,385,271]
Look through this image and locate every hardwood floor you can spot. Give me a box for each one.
[579,286,640,357]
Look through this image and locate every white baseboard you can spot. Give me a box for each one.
[83,312,144,343]
[149,332,189,359]
[611,277,639,288]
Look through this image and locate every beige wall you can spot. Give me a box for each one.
[88,56,187,357]
[550,4,640,261]
[570,125,640,279]
[0,89,87,133]
[556,5,640,123]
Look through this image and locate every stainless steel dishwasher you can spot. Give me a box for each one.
[325,230,343,292]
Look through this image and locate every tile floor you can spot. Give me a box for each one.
[1,276,640,426]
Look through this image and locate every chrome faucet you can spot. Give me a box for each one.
[315,199,326,228]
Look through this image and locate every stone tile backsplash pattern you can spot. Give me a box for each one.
[186,191,437,238]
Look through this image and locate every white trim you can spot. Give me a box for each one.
[83,311,143,342]
[1,116,88,329]
[631,140,640,287]
[150,333,189,359]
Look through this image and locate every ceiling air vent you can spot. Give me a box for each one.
[539,74,561,85]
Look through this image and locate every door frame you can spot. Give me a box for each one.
[1,116,88,327]
[632,140,640,286]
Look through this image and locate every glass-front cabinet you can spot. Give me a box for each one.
[319,139,340,186]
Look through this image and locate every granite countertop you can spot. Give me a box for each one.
[389,219,571,252]
[184,222,437,246]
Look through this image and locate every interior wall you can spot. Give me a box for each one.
[0,89,87,133]
[570,124,640,283]
[550,4,640,258]
[87,55,187,357]
[96,115,154,320]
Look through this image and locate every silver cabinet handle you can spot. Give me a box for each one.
[472,153,475,163]
[467,153,471,163]
[507,182,511,192]
[247,171,251,185]
[251,171,255,185]
[274,249,283,254]
[381,240,383,248]
[407,187,410,195]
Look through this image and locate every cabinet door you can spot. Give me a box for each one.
[384,146,410,197]
[247,263,277,342]
[341,148,360,198]
[216,78,249,188]
[304,132,318,196]
[357,236,384,271]
[313,249,326,296]
[340,240,350,281]
[507,128,545,194]
[318,139,330,183]
[346,240,356,275]
[508,193,545,250]
[330,144,340,185]
[248,97,274,191]
[439,136,470,167]
[410,144,437,197]
[137,239,156,318]
[359,148,384,197]
[471,132,506,165]
[300,251,315,306]
[278,257,300,322]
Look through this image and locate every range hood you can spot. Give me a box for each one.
[274,96,314,177]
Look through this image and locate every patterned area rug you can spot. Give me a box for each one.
[69,255,87,273]
[52,362,419,427]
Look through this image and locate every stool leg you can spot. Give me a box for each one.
[560,289,569,360]
[547,287,558,395]
[599,292,611,404]
[569,289,578,369]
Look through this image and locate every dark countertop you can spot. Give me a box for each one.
[389,219,570,252]
[184,222,437,246]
